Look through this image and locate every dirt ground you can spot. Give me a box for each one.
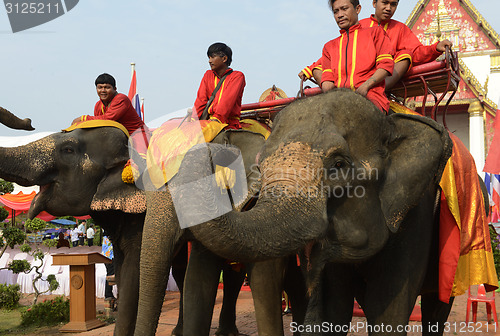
[9,287,500,335]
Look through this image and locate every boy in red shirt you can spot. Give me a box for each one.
[321,0,394,113]
[193,42,245,129]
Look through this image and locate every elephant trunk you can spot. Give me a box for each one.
[0,137,55,186]
[134,191,183,336]
[189,142,328,262]
[0,107,35,131]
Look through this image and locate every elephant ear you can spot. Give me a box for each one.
[380,113,452,233]
[91,165,146,214]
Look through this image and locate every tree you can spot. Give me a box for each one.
[1,221,59,304]
[0,179,14,195]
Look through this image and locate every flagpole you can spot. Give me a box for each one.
[141,97,145,121]
[130,62,136,79]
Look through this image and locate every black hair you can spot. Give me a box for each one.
[207,42,233,66]
[95,73,116,89]
[329,0,359,9]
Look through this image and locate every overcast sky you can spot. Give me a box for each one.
[1,0,500,137]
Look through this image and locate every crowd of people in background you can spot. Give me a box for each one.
[54,220,97,248]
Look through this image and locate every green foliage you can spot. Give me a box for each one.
[0,180,14,195]
[20,296,69,327]
[0,284,21,310]
[8,260,30,274]
[45,274,59,292]
[0,207,8,223]
[25,218,46,233]
[20,244,31,253]
[1,227,26,249]
[42,239,57,248]
[489,226,500,276]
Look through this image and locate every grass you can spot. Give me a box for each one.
[0,309,22,332]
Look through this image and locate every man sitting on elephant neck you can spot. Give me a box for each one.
[72,73,145,135]
[193,42,245,129]
[321,0,394,113]
[71,73,150,158]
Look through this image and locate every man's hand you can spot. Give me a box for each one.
[436,39,453,52]
[298,71,308,81]
[355,83,369,97]
[71,117,82,125]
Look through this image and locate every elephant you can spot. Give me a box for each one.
[0,125,146,335]
[0,106,34,130]
[135,88,455,335]
[136,126,310,336]
[0,122,289,336]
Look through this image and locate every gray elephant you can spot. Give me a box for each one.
[0,122,282,336]
[0,125,146,335]
[136,126,309,336]
[135,88,454,335]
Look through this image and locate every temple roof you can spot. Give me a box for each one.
[405,0,500,53]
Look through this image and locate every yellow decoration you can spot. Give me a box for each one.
[122,165,135,184]
[214,165,236,191]
[63,120,129,137]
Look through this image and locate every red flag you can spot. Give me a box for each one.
[484,111,500,174]
[127,69,143,120]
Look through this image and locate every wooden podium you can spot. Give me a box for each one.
[52,252,111,332]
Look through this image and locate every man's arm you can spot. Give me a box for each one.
[357,27,393,96]
[299,58,323,83]
[356,68,391,97]
[320,42,336,92]
[385,59,410,91]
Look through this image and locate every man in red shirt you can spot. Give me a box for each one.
[360,0,452,89]
[321,0,394,113]
[300,0,453,91]
[193,42,245,129]
[72,73,145,135]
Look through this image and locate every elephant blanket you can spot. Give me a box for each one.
[391,101,499,302]
[146,117,270,188]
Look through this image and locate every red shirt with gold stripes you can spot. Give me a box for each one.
[194,68,245,129]
[360,15,441,67]
[85,93,145,135]
[321,24,394,112]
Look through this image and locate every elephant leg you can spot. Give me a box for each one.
[135,190,184,336]
[171,243,188,336]
[317,263,356,336]
[183,241,224,336]
[215,262,245,336]
[421,293,454,336]
[283,255,308,333]
[248,258,286,336]
[113,245,141,336]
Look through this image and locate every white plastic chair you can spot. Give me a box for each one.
[5,252,32,285]
[0,252,11,285]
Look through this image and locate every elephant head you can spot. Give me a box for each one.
[0,106,35,131]
[0,125,145,218]
[173,89,451,263]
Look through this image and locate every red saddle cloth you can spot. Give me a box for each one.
[390,101,498,302]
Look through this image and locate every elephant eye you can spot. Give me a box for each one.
[62,146,74,154]
[333,160,346,169]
